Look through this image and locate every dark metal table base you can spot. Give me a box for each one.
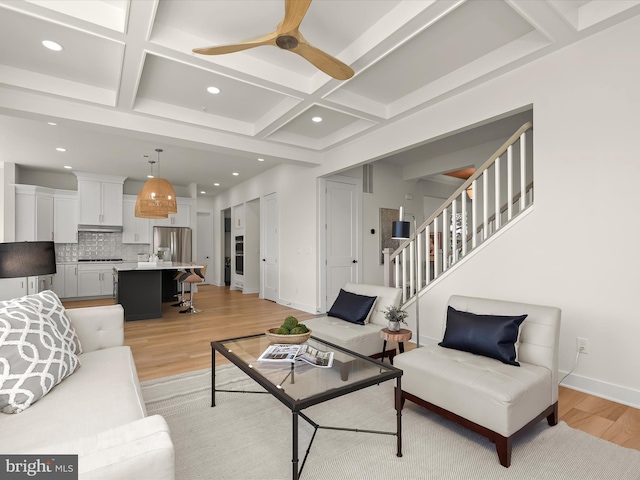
[211,352,402,480]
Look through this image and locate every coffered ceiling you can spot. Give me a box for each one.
[0,0,638,195]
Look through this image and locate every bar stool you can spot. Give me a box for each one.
[172,270,189,307]
[178,264,207,314]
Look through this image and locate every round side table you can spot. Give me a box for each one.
[380,328,412,363]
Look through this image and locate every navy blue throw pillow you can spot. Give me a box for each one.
[327,289,377,325]
[439,306,527,366]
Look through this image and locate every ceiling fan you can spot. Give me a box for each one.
[192,0,354,80]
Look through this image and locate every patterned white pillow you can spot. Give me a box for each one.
[1,290,82,355]
[0,303,80,413]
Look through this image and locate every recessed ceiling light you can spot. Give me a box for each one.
[63,165,72,169]
[258,158,265,162]
[200,191,206,194]
[207,86,221,94]
[232,172,239,176]
[47,122,57,126]
[214,183,220,186]
[56,147,66,152]
[42,40,63,51]
[147,174,154,179]
[312,116,323,123]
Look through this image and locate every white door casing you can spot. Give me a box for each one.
[261,193,278,302]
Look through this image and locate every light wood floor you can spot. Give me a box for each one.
[63,284,640,452]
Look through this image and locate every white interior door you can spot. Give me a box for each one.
[196,211,213,284]
[325,178,360,309]
[261,193,278,302]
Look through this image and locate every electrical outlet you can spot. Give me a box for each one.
[577,337,589,354]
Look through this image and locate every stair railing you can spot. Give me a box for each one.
[384,122,533,303]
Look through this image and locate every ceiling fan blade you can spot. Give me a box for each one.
[292,42,354,80]
[193,32,277,55]
[279,0,312,33]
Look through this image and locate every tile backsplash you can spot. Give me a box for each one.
[55,232,149,263]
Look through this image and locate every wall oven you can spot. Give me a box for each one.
[235,236,244,275]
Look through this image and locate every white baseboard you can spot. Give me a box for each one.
[276,299,317,315]
[559,372,640,409]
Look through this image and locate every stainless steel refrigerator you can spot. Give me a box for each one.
[153,227,192,263]
[153,227,192,302]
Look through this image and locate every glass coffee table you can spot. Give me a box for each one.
[211,333,403,480]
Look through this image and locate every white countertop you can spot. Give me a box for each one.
[113,262,204,272]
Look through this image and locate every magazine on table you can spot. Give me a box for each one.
[296,344,334,368]
[257,344,302,362]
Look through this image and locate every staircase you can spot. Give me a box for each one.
[383,122,533,305]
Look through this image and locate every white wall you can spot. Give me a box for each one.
[1,162,16,242]
[16,169,77,190]
[214,16,640,405]
[211,163,318,312]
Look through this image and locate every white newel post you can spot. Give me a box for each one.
[382,248,393,287]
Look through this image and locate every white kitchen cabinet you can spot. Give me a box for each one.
[77,264,114,297]
[122,195,151,244]
[54,192,78,243]
[64,264,78,298]
[15,185,54,241]
[36,274,55,293]
[152,198,192,227]
[75,173,126,226]
[0,278,27,301]
[51,264,66,298]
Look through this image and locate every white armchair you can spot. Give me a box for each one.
[304,283,402,379]
[394,295,561,467]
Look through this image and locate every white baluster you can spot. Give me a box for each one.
[452,198,458,263]
[425,223,431,284]
[507,144,513,221]
[520,132,527,211]
[461,192,467,256]
[401,248,408,303]
[409,240,415,300]
[433,220,439,278]
[443,208,449,271]
[483,172,489,240]
[472,179,477,248]
[416,231,423,291]
[495,155,501,230]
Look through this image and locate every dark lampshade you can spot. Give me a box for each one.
[391,220,411,240]
[0,241,56,278]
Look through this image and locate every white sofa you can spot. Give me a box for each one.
[394,295,561,468]
[304,283,402,378]
[0,303,175,480]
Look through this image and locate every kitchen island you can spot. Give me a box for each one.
[114,262,204,321]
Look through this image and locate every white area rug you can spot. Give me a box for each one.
[142,366,640,480]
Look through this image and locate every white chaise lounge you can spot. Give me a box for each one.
[394,295,561,467]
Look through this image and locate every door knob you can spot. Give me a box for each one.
[352,260,358,263]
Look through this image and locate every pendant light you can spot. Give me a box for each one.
[135,148,177,218]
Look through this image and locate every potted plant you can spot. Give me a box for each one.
[383,305,408,332]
